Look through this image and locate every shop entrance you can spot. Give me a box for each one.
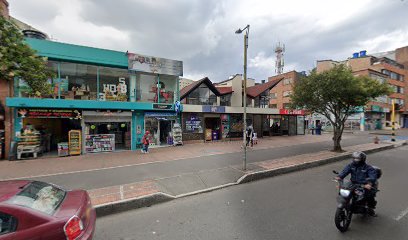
[205,117,221,141]
[145,116,175,147]
[86,122,131,152]
[159,119,172,145]
[21,118,81,157]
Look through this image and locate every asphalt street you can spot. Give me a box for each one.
[94,145,408,240]
[30,135,372,190]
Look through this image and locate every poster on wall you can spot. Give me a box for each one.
[128,52,183,76]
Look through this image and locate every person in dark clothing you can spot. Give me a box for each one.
[246,125,253,147]
[335,151,378,216]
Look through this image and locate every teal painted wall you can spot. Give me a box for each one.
[25,38,128,68]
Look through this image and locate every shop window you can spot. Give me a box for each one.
[137,73,157,102]
[59,62,98,100]
[17,61,59,99]
[99,67,130,102]
[157,75,177,104]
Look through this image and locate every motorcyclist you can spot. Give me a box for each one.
[335,151,378,217]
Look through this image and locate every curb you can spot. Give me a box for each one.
[94,142,405,217]
[237,144,395,184]
[95,193,175,217]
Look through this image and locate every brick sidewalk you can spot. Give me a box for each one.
[90,141,399,209]
[0,134,338,180]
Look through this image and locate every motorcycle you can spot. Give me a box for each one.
[332,170,380,232]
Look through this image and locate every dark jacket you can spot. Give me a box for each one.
[338,162,377,185]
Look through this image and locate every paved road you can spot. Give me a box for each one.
[95,145,408,240]
[31,135,372,190]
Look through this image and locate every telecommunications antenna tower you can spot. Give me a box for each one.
[275,42,285,74]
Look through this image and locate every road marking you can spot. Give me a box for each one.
[395,207,408,221]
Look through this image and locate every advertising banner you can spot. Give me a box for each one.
[128,53,183,76]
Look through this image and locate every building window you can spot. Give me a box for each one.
[270,104,278,109]
[137,73,157,103]
[220,94,231,106]
[369,73,386,84]
[283,103,291,109]
[186,84,217,105]
[283,78,293,85]
[270,92,277,99]
[283,91,292,97]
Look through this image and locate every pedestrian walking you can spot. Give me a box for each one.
[141,131,150,153]
[316,122,322,135]
[246,125,253,147]
[309,123,315,135]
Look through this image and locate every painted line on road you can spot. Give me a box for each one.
[395,207,408,221]
[1,139,334,181]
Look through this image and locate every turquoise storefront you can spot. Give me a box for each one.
[6,38,183,156]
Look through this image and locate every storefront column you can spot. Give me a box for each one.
[131,112,137,150]
[130,75,136,102]
[360,112,365,131]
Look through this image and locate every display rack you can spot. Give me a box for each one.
[85,134,115,153]
[172,123,183,146]
[68,130,82,155]
[17,134,41,159]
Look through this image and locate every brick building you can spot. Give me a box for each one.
[0,0,8,18]
[268,70,304,110]
[316,47,408,129]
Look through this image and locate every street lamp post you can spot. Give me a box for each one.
[235,24,250,171]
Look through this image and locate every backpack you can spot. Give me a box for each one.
[372,166,382,179]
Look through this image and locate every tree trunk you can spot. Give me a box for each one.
[332,127,343,152]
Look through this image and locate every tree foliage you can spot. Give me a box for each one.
[291,64,391,151]
[0,15,53,96]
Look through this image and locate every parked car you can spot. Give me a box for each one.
[0,180,96,240]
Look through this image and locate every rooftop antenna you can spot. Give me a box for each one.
[275,42,285,75]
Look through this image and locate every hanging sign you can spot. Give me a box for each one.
[152,104,173,110]
[17,109,82,119]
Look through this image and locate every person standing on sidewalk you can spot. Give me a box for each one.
[141,131,150,153]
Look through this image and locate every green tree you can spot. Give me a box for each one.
[291,64,391,152]
[0,15,53,96]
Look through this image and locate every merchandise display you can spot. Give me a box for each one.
[85,134,115,153]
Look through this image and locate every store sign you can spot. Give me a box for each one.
[279,109,305,115]
[371,105,382,112]
[145,112,177,117]
[153,104,173,110]
[17,109,82,119]
[202,106,226,113]
[128,52,183,76]
[383,108,390,113]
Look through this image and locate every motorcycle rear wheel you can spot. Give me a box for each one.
[335,208,352,232]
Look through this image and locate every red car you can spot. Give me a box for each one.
[0,180,96,240]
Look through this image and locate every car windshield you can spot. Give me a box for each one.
[7,181,66,215]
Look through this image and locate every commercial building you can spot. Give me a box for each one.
[316,47,408,129]
[5,38,183,159]
[180,74,305,143]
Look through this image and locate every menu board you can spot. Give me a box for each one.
[185,120,202,133]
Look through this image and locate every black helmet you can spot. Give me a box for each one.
[351,151,366,165]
